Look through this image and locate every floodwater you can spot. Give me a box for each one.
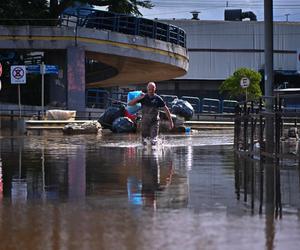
[0,130,300,250]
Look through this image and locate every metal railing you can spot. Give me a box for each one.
[160,95,178,108]
[59,8,186,48]
[85,89,240,114]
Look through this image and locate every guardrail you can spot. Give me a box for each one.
[160,95,178,108]
[202,98,221,113]
[86,89,240,114]
[181,96,202,113]
[59,7,186,48]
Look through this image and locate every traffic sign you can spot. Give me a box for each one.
[240,77,250,89]
[11,65,26,84]
[26,65,40,74]
[45,65,59,74]
[26,64,59,75]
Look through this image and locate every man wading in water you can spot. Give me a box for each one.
[128,82,174,145]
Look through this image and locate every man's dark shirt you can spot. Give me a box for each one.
[138,94,165,121]
[139,94,165,108]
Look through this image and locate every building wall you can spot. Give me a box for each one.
[162,20,300,80]
[157,79,223,99]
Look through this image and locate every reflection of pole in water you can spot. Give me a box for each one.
[41,144,46,200]
[265,164,275,213]
[243,157,247,202]
[259,161,264,214]
[0,123,2,199]
[275,163,282,219]
[265,163,275,250]
[68,146,86,199]
[0,160,2,200]
[18,143,21,179]
[234,153,240,200]
[250,160,255,213]
[265,212,275,250]
[11,142,27,203]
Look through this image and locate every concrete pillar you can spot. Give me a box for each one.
[67,46,85,111]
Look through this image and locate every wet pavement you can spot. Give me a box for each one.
[0,130,300,250]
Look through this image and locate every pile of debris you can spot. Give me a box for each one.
[98,92,194,133]
[63,121,101,134]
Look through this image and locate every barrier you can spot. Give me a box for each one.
[160,95,178,108]
[60,8,186,48]
[222,100,239,113]
[202,98,221,113]
[86,89,109,109]
[181,96,201,113]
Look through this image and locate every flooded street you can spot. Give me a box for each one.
[0,130,300,250]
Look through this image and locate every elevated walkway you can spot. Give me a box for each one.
[0,9,188,87]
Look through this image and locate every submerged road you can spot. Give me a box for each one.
[0,131,299,249]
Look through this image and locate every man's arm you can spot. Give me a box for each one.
[128,93,145,106]
[163,106,174,130]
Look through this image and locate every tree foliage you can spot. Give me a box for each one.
[219,68,262,101]
[0,1,154,26]
[50,0,154,18]
[0,0,50,25]
[106,0,154,16]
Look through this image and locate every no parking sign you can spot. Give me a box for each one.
[11,65,26,84]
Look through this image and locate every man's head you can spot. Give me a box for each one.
[147,82,156,96]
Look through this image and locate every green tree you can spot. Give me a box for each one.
[0,1,153,25]
[49,0,154,19]
[0,0,50,25]
[219,68,262,101]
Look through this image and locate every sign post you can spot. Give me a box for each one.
[40,62,45,117]
[26,64,58,118]
[0,62,2,91]
[11,65,26,118]
[297,49,300,73]
[240,77,250,103]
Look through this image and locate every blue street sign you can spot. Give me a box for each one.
[26,65,40,74]
[26,65,59,75]
[45,65,59,74]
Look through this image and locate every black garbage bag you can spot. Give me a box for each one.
[112,117,136,133]
[171,99,194,120]
[98,105,125,129]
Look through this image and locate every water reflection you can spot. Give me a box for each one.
[0,134,300,249]
[68,146,86,199]
[11,143,28,203]
[127,151,173,208]
[234,153,300,250]
[233,155,292,216]
[0,158,2,200]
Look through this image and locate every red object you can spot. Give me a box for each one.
[0,63,2,77]
[124,110,137,122]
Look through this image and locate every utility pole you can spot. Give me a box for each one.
[264,0,275,216]
[264,0,274,151]
[284,13,290,22]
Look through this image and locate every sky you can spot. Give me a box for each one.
[137,0,300,21]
